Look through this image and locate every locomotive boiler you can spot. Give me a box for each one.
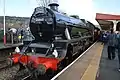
[7,2,100,78]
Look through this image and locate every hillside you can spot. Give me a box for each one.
[0,16,30,29]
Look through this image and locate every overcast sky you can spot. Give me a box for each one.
[0,0,120,25]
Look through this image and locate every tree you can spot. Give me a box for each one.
[36,0,51,7]
[36,0,59,7]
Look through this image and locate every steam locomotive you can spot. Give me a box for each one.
[7,3,100,78]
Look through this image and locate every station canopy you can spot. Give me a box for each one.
[96,13,120,30]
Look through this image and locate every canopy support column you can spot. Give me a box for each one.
[112,20,118,31]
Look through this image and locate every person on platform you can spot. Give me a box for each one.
[21,26,34,46]
[107,28,117,60]
[8,28,17,44]
[102,32,107,44]
[115,31,120,71]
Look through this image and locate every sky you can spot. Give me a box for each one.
[0,0,120,25]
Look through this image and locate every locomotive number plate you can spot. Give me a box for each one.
[36,18,44,21]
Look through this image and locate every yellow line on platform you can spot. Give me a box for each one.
[81,43,104,80]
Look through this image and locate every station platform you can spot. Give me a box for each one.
[52,42,120,80]
[0,42,23,50]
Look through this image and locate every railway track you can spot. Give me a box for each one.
[0,64,20,80]
[0,58,14,71]
[0,60,9,70]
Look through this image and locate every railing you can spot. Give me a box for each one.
[6,32,22,44]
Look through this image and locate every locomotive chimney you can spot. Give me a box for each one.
[48,0,59,11]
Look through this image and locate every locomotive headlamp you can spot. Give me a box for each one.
[15,47,20,53]
[37,64,46,75]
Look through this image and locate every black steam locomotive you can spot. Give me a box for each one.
[9,3,100,78]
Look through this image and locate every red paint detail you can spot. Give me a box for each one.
[29,56,59,71]
[4,35,6,45]
[11,53,60,71]
[36,57,59,70]
[11,53,21,64]
[96,13,120,20]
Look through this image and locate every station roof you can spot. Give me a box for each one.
[96,13,120,30]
